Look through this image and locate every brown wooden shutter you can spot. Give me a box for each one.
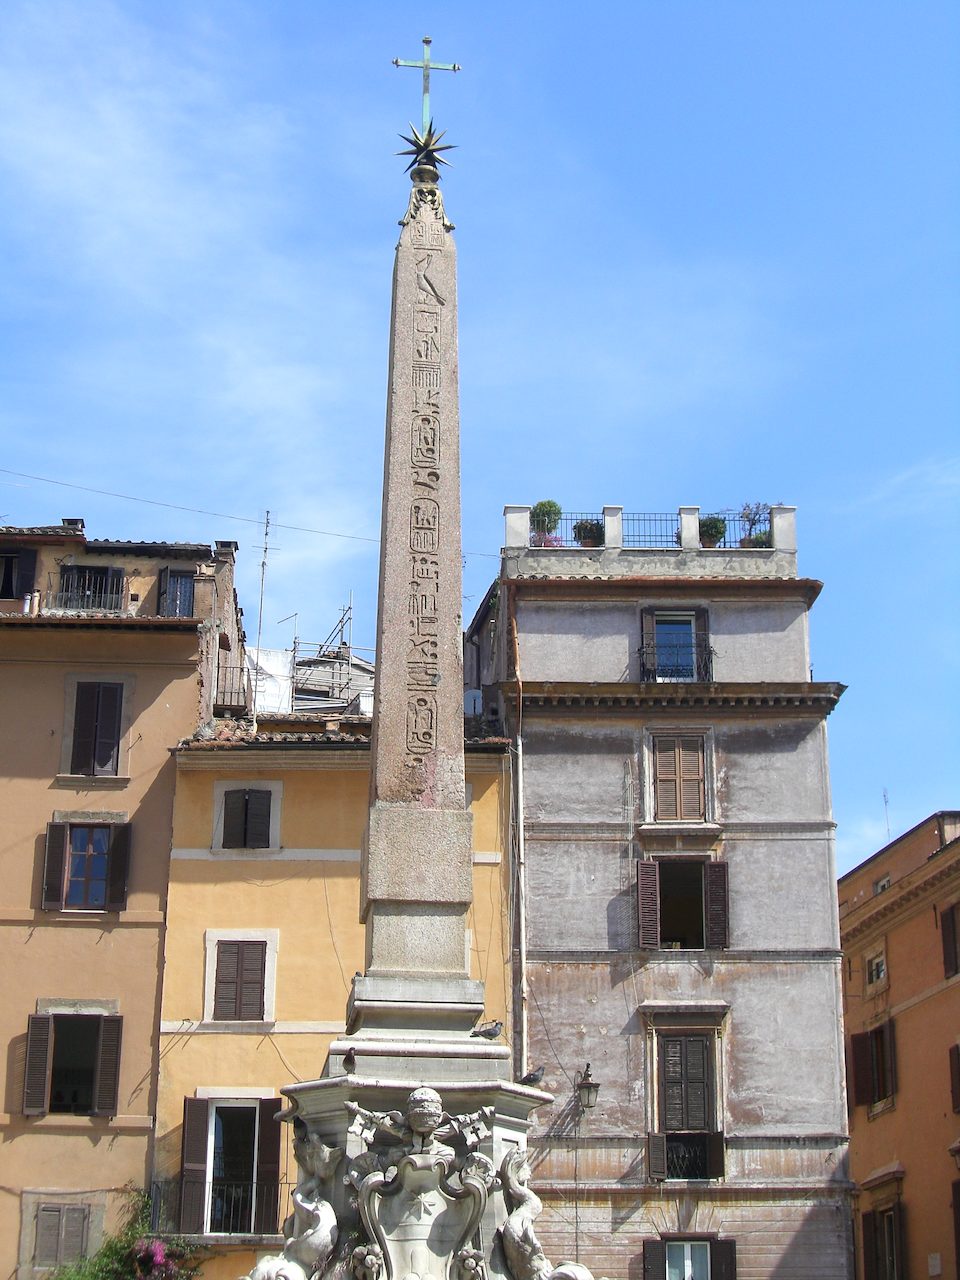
[952,1182,960,1269]
[707,1130,726,1178]
[861,1210,877,1280]
[60,1205,89,1262]
[222,790,247,848]
[642,1239,666,1278]
[950,1044,960,1112]
[18,549,37,594]
[180,1097,209,1233]
[654,737,679,820]
[710,1239,736,1279]
[637,860,660,949]
[23,1014,54,1115]
[943,904,959,978]
[640,609,657,680]
[684,1035,710,1130]
[214,941,240,1019]
[254,1098,283,1233]
[850,1032,872,1106]
[157,567,169,617]
[106,824,131,911]
[35,1206,63,1265]
[71,683,99,774]
[883,1020,897,1097]
[662,1036,686,1130]
[646,1132,667,1181]
[705,861,729,949]
[239,942,267,1020]
[245,790,272,848]
[678,737,706,820]
[42,823,69,910]
[694,608,711,680]
[93,1015,123,1116]
[93,683,123,776]
[892,1201,905,1270]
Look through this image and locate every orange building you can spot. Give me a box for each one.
[839,811,960,1279]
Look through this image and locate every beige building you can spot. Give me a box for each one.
[0,518,245,1280]
[839,812,960,1279]
[149,715,512,1280]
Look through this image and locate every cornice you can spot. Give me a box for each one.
[842,852,960,943]
[505,680,844,715]
[506,575,823,606]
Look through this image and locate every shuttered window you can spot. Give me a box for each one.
[641,1238,736,1278]
[213,941,267,1020]
[942,903,960,979]
[0,549,36,599]
[70,683,123,776]
[22,1014,122,1117]
[34,1203,89,1267]
[178,1096,282,1235]
[222,789,273,849]
[850,1021,897,1107]
[648,1033,724,1181]
[862,1205,905,1280]
[42,822,131,911]
[158,568,195,618]
[636,859,728,951]
[653,736,706,821]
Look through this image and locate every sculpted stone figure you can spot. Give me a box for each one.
[497,1150,601,1280]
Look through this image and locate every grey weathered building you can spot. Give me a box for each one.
[464,503,852,1277]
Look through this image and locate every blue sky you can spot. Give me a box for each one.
[0,1,956,873]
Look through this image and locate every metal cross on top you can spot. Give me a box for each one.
[393,36,461,134]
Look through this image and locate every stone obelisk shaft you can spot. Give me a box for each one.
[358,164,479,1022]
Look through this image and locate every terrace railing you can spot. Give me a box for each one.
[622,513,680,549]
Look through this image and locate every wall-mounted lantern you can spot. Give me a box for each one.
[575,1063,600,1111]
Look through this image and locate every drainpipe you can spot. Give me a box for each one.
[508,582,529,1078]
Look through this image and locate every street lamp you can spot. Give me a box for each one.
[575,1063,600,1111]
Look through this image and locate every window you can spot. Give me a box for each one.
[872,874,891,896]
[22,1014,122,1117]
[949,1044,960,1113]
[69,683,123,776]
[850,1020,897,1108]
[222,789,272,849]
[642,1238,736,1278]
[158,568,195,618]
[34,1204,89,1268]
[637,859,729,950]
[865,948,887,992]
[640,609,712,682]
[653,737,706,822]
[861,1204,904,1280]
[942,903,960,979]
[0,548,36,600]
[179,1097,282,1234]
[56,565,124,612]
[213,941,267,1021]
[42,822,130,911]
[648,1034,724,1180]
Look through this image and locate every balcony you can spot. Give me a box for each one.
[150,1178,291,1237]
[639,635,714,682]
[46,568,126,614]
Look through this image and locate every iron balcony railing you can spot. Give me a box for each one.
[150,1178,291,1237]
[46,580,125,613]
[709,509,772,549]
[622,513,681,548]
[530,512,604,548]
[665,1134,710,1179]
[639,636,714,682]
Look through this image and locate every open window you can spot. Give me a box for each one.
[56,565,124,612]
[42,822,130,911]
[640,609,712,682]
[861,1203,905,1280]
[648,1033,724,1180]
[0,548,36,600]
[642,1239,736,1279]
[22,1013,122,1117]
[179,1097,282,1235]
[637,859,728,951]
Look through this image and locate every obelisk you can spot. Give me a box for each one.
[349,123,485,1037]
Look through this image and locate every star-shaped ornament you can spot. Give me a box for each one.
[397,122,456,172]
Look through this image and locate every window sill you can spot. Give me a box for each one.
[174,1234,283,1248]
[54,775,130,790]
[212,847,282,855]
[868,1097,895,1119]
[6,1112,153,1130]
[637,822,720,834]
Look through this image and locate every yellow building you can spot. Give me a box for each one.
[0,519,245,1280]
[151,714,512,1280]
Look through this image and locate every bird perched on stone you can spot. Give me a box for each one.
[519,1066,544,1086]
[470,1019,503,1040]
[342,1048,356,1071]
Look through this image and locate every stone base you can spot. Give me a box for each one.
[347,972,486,1036]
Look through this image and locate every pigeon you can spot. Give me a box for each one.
[470,1019,504,1040]
[343,1048,356,1071]
[519,1066,544,1086]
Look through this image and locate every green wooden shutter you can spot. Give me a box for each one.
[93,1016,123,1116]
[710,1239,736,1279]
[35,1206,63,1265]
[71,683,99,775]
[943,905,958,979]
[214,942,241,1019]
[642,1240,666,1279]
[106,824,131,911]
[222,790,247,848]
[705,861,729,949]
[23,1014,54,1115]
[93,683,123,776]
[245,790,272,848]
[239,942,267,1021]
[654,738,679,820]
[179,1097,209,1233]
[637,860,660,949]
[42,823,69,910]
[678,737,705,820]
[646,1133,667,1182]
[254,1098,283,1233]
[60,1205,89,1262]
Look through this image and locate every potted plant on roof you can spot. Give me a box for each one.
[738,501,773,548]
[530,499,563,547]
[572,517,604,548]
[698,514,727,549]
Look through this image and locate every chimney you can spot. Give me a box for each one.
[61,518,85,532]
